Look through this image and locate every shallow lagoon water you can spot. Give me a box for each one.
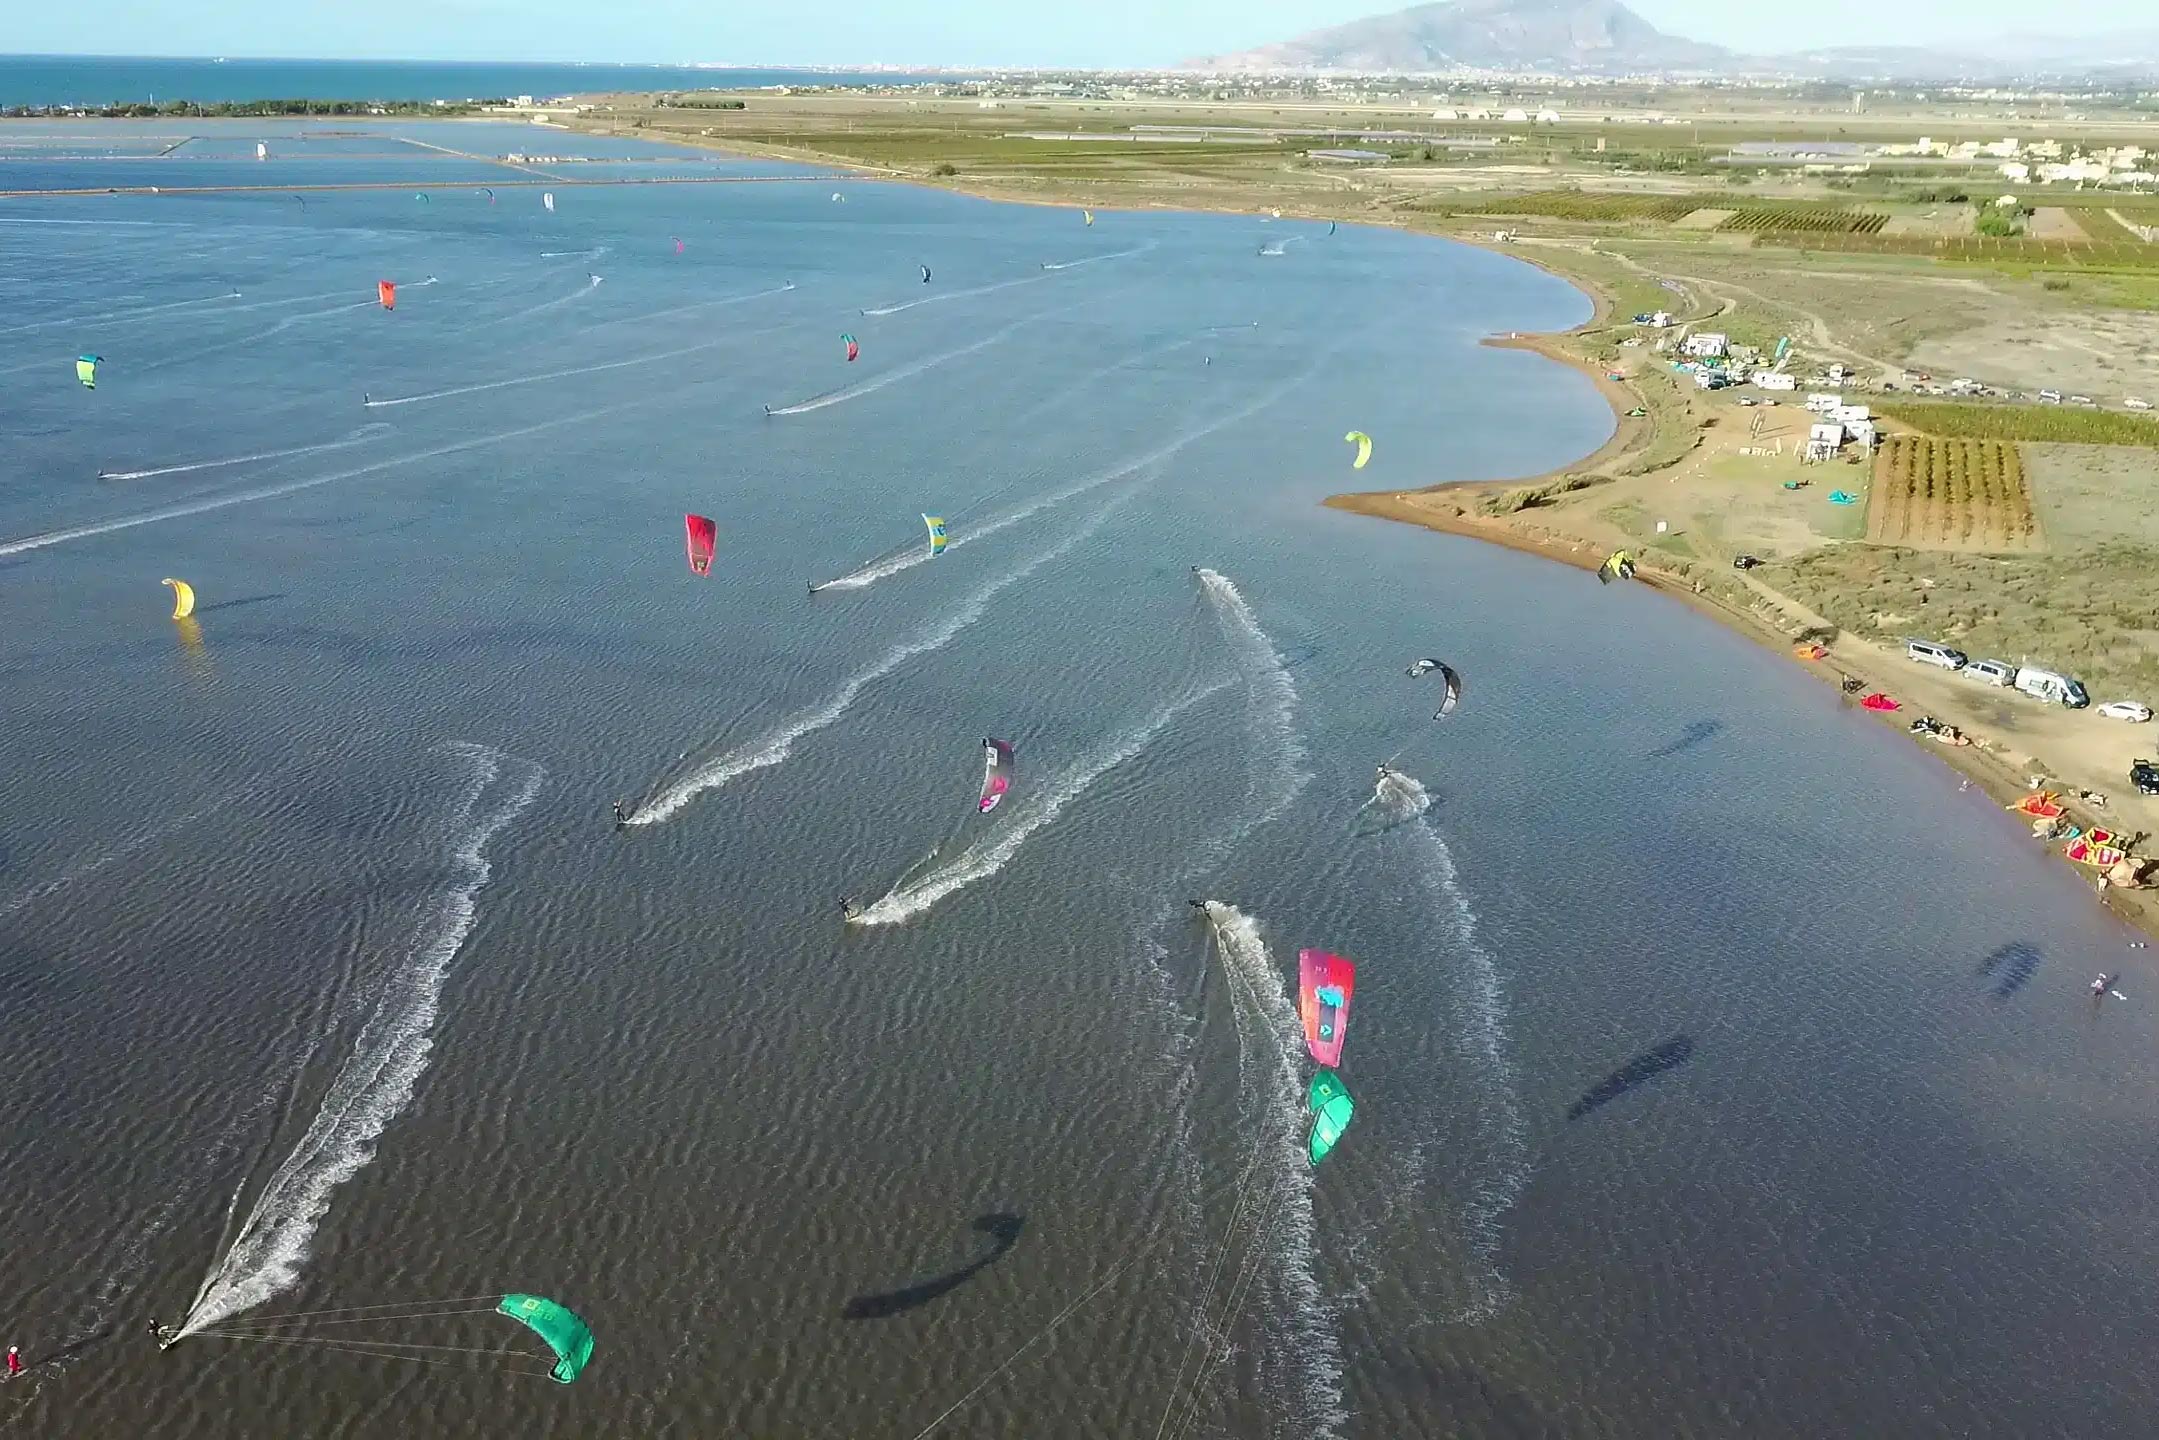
[3,123,2156,1439]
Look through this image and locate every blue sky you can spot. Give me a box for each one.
[8,0,2148,68]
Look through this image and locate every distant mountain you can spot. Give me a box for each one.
[1182,0,2159,81]
[1184,0,1734,75]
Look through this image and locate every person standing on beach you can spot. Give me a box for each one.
[6,1345,22,1378]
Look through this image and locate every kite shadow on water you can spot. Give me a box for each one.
[1977,941,2043,1002]
[1566,1035,1696,1121]
[1646,719,1723,760]
[842,1213,1025,1320]
[193,592,285,615]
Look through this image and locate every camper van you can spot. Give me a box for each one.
[1963,659,2017,687]
[1905,638,1968,671]
[2014,666,2090,707]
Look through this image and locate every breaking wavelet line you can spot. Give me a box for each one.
[813,353,1302,593]
[634,494,1130,826]
[852,678,1233,926]
[0,387,682,558]
[99,424,391,481]
[1196,568,1310,832]
[1200,903,1348,1440]
[1374,773,1526,1323]
[181,744,543,1336]
[539,246,609,260]
[1040,242,1154,272]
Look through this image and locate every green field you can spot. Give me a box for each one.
[1416,191,1713,223]
[1878,401,2159,447]
[1717,205,1888,235]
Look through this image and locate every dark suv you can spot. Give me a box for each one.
[2133,760,2159,797]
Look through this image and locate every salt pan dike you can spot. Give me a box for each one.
[181,743,543,1336]
[847,676,1234,927]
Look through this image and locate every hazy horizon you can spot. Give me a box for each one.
[4,0,2153,71]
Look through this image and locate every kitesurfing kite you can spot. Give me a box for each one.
[919,264,932,284]
[543,192,556,212]
[482,187,496,203]
[922,514,948,555]
[1597,550,1637,585]
[1344,431,1373,470]
[1328,220,1337,236]
[1083,209,1094,226]
[498,1295,595,1384]
[673,236,684,254]
[377,280,396,310]
[161,578,195,619]
[842,332,859,363]
[414,192,427,204]
[75,354,101,389]
[1307,1071,1355,1166]
[978,738,1014,814]
[832,192,844,202]
[684,514,717,575]
[1298,949,1356,1068]
[1408,660,1463,717]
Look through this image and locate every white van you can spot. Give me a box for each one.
[1963,659,2017,687]
[2015,667,2091,708]
[1905,638,1968,671]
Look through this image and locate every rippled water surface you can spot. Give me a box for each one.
[4,123,2156,1440]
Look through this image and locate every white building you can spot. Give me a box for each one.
[1806,423,1846,461]
[1806,393,1843,413]
[1682,332,1728,359]
[1999,162,2031,182]
[1755,370,1797,391]
[1831,404,1872,425]
[1845,418,1879,447]
[1432,108,1460,120]
[1648,310,1674,328]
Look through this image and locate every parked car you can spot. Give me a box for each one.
[1963,659,2017,687]
[2039,389,2063,404]
[2133,760,2159,797]
[1732,554,1763,570]
[2128,397,2153,411]
[2098,700,2153,723]
[1905,638,1968,671]
[2070,394,2097,406]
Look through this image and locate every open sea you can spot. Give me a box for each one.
[3,115,2158,1440]
[0,56,951,109]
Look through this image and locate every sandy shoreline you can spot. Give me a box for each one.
[1325,268,2158,943]
[591,116,2158,945]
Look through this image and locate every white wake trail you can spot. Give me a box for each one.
[634,495,1130,826]
[1195,568,1310,832]
[1368,774,1527,1322]
[1040,242,1154,272]
[765,310,1042,416]
[1196,902,1347,1440]
[0,387,681,558]
[363,327,742,408]
[850,679,1232,926]
[99,424,391,481]
[0,288,240,338]
[811,356,1294,594]
[181,743,543,1336]
[859,271,1050,317]
[463,273,602,332]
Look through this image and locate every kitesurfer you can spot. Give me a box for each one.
[2093,973,2114,996]
[611,801,630,828]
[840,896,860,921]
